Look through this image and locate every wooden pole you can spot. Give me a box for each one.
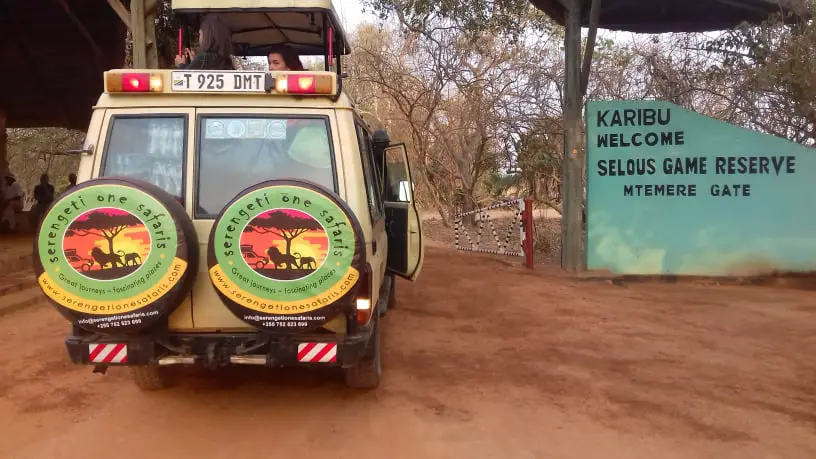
[561,0,584,273]
[145,10,159,68]
[131,0,146,68]
[581,0,602,96]
[0,109,7,179]
[145,0,159,68]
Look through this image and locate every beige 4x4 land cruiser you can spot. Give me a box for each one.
[32,0,424,390]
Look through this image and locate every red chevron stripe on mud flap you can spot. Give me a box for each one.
[297,343,337,363]
[88,343,128,364]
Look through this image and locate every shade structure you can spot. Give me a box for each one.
[0,0,125,129]
[529,0,812,33]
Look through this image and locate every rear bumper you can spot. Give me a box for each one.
[65,325,374,369]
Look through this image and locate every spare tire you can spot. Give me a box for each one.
[33,177,198,334]
[207,179,365,332]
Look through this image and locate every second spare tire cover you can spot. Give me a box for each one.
[207,179,365,332]
[33,177,198,334]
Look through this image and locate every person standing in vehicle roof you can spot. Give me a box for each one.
[267,45,304,71]
[268,45,308,134]
[175,14,235,70]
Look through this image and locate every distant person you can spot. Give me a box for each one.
[267,45,304,71]
[62,173,77,194]
[175,14,235,70]
[30,173,55,227]
[0,174,24,232]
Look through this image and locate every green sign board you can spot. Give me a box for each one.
[586,100,816,275]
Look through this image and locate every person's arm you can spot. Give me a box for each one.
[182,52,210,70]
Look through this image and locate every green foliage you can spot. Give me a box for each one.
[483,171,521,201]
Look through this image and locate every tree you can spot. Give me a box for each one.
[363,0,547,40]
[6,127,84,207]
[243,211,323,257]
[346,17,566,226]
[66,211,142,255]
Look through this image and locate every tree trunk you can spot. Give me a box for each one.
[107,237,115,255]
[284,237,293,257]
[463,190,478,227]
[434,200,450,228]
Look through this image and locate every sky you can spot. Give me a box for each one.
[333,0,372,31]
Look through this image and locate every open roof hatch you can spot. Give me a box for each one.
[172,0,349,65]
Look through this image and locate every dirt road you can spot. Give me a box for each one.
[1,246,815,458]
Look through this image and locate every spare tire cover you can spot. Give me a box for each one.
[33,177,198,334]
[207,179,365,332]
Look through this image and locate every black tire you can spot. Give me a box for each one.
[32,176,198,334]
[344,314,382,389]
[206,179,366,332]
[130,365,172,391]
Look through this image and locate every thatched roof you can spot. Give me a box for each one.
[529,0,812,33]
[0,1,126,130]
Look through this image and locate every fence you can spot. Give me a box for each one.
[453,197,535,269]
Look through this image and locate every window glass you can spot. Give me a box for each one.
[196,117,335,217]
[102,116,186,200]
[356,124,384,222]
[384,147,412,203]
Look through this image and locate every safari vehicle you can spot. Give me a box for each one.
[32,0,424,390]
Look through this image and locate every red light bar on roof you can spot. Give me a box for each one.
[105,72,163,93]
[274,73,334,95]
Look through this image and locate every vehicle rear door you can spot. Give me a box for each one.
[92,108,196,330]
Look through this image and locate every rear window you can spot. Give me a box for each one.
[196,116,335,217]
[101,116,186,201]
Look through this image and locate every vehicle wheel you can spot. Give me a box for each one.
[344,314,382,389]
[255,260,266,269]
[81,263,92,272]
[130,365,172,391]
[387,276,397,310]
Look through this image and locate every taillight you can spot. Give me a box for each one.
[122,73,149,92]
[355,264,373,325]
[105,72,163,93]
[274,73,334,95]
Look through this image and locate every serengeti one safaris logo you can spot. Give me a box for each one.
[208,181,365,330]
[64,208,151,279]
[34,184,188,316]
[240,209,327,280]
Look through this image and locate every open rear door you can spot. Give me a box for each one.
[383,144,424,281]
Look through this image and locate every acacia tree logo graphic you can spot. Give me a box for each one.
[242,209,326,281]
[64,209,149,280]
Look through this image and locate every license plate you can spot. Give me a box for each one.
[171,71,266,93]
